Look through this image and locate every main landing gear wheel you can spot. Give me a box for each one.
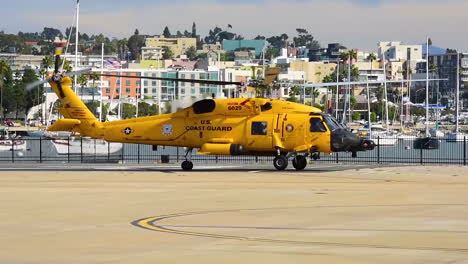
[292,156,307,171]
[181,161,193,171]
[273,155,288,171]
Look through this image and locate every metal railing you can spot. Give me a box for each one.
[0,136,466,166]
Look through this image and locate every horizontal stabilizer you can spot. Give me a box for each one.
[47,119,81,132]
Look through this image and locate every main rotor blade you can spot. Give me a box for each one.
[95,73,244,86]
[25,78,52,91]
[303,78,449,88]
[65,68,92,77]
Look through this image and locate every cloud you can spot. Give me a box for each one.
[2,0,468,51]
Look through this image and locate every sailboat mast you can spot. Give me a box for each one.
[383,58,389,132]
[99,42,104,122]
[74,0,80,93]
[425,37,430,136]
[456,52,460,133]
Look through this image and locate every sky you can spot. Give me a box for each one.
[1,0,467,52]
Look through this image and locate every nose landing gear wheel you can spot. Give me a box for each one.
[273,155,288,171]
[292,156,307,171]
[181,161,193,171]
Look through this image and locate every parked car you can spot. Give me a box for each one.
[3,120,15,127]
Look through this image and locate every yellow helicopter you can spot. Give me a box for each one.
[26,49,375,171]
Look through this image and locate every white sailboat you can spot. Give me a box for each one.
[0,128,27,152]
[52,137,122,155]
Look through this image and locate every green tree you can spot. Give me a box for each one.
[127,29,145,60]
[0,60,13,119]
[163,26,172,38]
[293,28,320,49]
[429,63,439,73]
[77,74,88,97]
[287,86,301,102]
[89,72,100,102]
[265,48,280,60]
[220,51,235,61]
[41,27,62,42]
[42,56,54,70]
[137,102,159,116]
[84,101,108,120]
[62,59,73,72]
[266,34,288,50]
[122,103,136,119]
[185,46,197,60]
[162,47,174,59]
[191,22,197,38]
[352,112,361,121]
[22,69,42,116]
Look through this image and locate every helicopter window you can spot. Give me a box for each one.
[310,118,327,132]
[251,122,268,135]
[261,102,273,112]
[193,99,216,114]
[323,115,341,131]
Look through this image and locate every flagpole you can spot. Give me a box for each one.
[118,66,122,119]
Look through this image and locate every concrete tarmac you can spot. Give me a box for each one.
[0,164,468,263]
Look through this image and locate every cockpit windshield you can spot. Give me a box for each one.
[323,115,344,131]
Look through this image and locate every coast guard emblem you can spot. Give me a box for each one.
[163,124,173,135]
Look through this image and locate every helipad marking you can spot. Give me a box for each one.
[131,205,468,252]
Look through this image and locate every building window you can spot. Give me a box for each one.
[126,80,131,86]
[106,88,110,93]
[126,88,130,93]
[251,122,268,135]
[144,80,148,86]
[152,88,157,93]
[191,74,195,79]
[116,80,120,86]
[152,81,157,86]
[144,88,148,93]
[136,81,141,86]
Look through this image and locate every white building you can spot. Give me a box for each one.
[378,41,423,62]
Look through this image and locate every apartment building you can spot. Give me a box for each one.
[145,36,196,58]
[378,41,422,62]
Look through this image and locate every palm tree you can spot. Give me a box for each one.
[89,72,100,103]
[42,56,54,71]
[339,51,350,122]
[366,53,377,135]
[347,49,358,122]
[62,59,73,72]
[77,74,88,98]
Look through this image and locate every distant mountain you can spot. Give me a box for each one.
[422,44,447,56]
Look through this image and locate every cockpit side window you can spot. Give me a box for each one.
[323,115,342,131]
[310,118,327,132]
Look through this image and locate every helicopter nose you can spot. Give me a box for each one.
[331,129,365,152]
